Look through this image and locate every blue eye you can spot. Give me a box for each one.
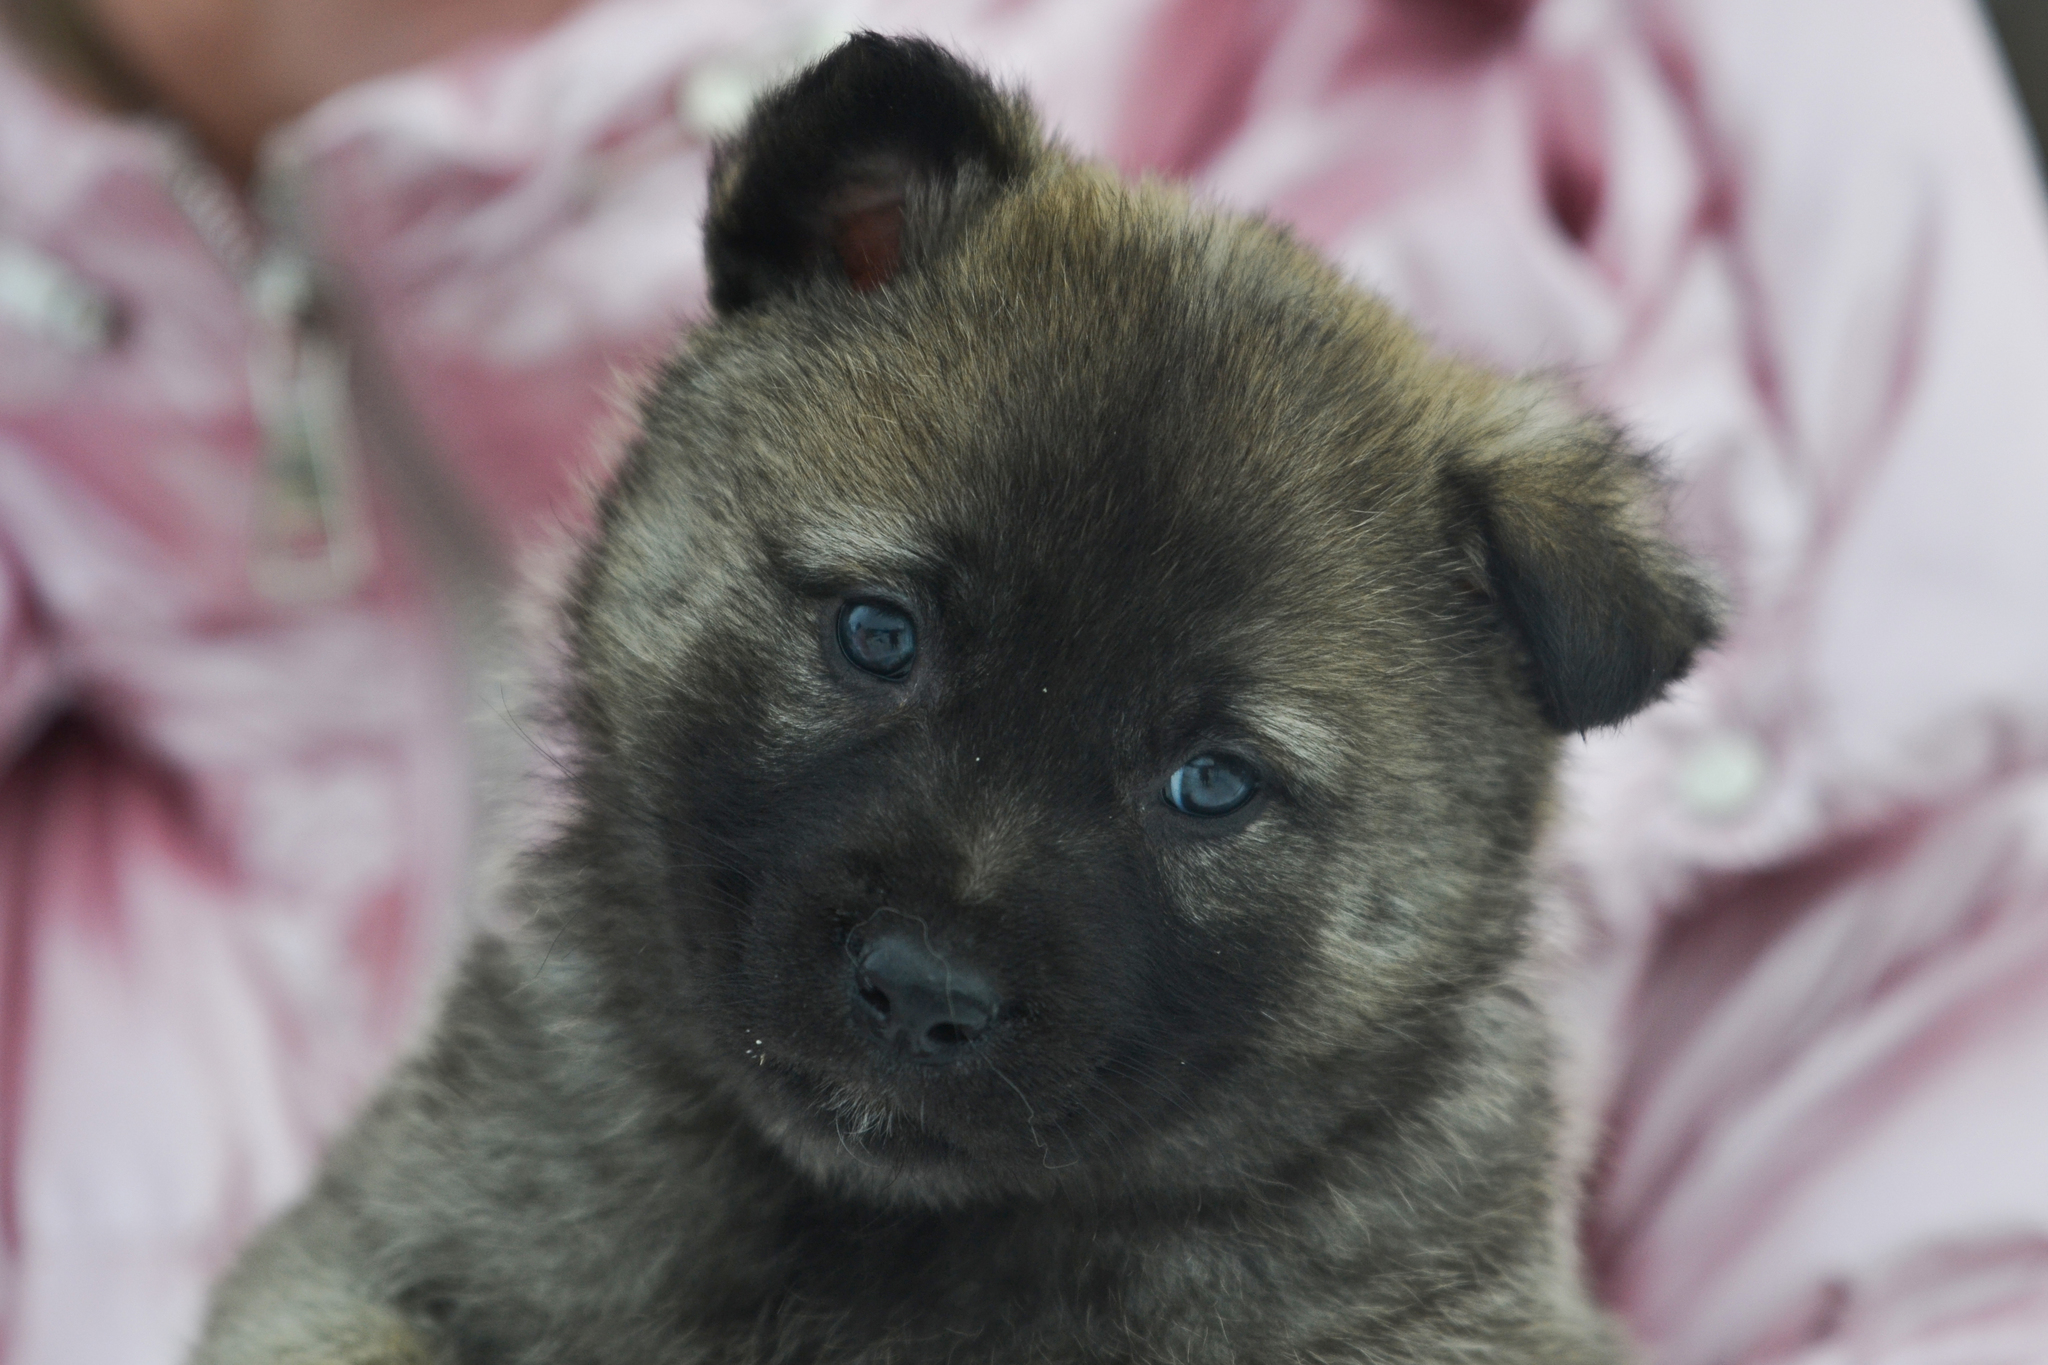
[838,600,917,678]
[1164,755,1259,817]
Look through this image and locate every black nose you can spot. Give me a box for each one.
[850,933,999,1064]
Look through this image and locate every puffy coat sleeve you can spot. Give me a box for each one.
[1576,0,2048,1361]
[1592,779,2048,1365]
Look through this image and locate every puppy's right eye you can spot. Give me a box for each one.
[838,600,917,678]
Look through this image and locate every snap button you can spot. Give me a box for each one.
[0,242,119,352]
[1675,729,1770,820]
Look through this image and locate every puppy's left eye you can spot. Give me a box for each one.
[1164,755,1259,817]
[838,600,917,678]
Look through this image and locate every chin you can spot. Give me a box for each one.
[732,1057,1094,1207]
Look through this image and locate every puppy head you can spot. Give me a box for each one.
[552,36,1718,1206]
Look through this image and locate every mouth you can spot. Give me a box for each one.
[811,1078,963,1165]
[731,1045,1084,1189]
[745,1060,976,1180]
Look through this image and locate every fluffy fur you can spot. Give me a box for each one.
[194,35,1719,1365]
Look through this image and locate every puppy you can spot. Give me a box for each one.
[195,34,1718,1365]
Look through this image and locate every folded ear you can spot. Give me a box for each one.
[703,34,1040,315]
[1451,388,1723,733]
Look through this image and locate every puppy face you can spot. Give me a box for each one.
[552,37,1716,1207]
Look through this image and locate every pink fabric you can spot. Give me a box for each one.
[3,1,2045,1363]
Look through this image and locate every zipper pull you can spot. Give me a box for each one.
[245,248,375,604]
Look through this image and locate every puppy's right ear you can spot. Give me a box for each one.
[704,34,1039,315]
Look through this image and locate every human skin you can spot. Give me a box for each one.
[81,0,587,179]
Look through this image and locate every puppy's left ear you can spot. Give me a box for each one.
[1452,389,1723,733]
[704,33,1039,314]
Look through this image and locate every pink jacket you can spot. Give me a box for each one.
[3,2,2045,1363]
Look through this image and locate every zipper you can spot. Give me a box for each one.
[158,123,517,962]
[163,132,375,605]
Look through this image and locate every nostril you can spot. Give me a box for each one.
[857,980,892,1020]
[921,990,991,1050]
[924,1019,980,1049]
